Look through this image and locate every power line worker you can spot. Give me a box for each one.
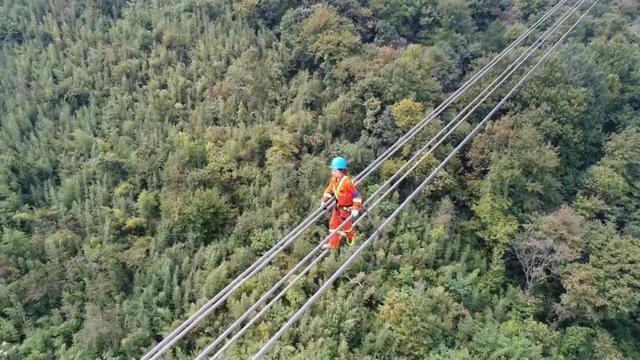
[321,156,363,250]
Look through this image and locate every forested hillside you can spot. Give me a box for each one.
[1,0,639,359]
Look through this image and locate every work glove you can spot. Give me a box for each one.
[351,209,359,218]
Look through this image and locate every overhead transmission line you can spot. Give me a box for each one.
[195,0,592,358]
[142,1,579,358]
[250,1,601,359]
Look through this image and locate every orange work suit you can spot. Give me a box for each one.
[322,175,363,248]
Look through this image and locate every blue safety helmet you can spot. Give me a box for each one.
[330,156,348,170]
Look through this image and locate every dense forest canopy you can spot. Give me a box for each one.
[1,0,639,359]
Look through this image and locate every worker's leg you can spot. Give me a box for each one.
[343,217,355,244]
[327,211,344,249]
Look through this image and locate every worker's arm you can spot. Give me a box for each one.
[345,179,363,216]
[352,190,363,211]
[321,178,335,205]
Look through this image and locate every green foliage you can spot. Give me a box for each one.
[123,217,146,233]
[136,190,158,222]
[265,133,299,169]
[380,158,405,180]
[391,98,425,131]
[584,165,629,200]
[482,126,561,216]
[377,44,443,105]
[579,126,640,225]
[302,5,362,64]
[473,193,518,248]
[435,0,475,34]
[511,206,583,295]
[380,285,467,357]
[559,326,626,360]
[368,0,430,42]
[44,230,80,262]
[159,188,231,248]
[556,223,640,323]
[0,0,638,359]
[469,319,554,359]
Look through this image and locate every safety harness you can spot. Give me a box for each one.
[333,176,354,218]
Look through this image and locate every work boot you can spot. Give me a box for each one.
[321,242,338,250]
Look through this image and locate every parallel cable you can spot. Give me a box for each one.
[195,250,330,360]
[251,2,600,358]
[142,1,573,358]
[143,205,327,360]
[350,0,571,185]
[342,0,580,224]
[194,1,585,358]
